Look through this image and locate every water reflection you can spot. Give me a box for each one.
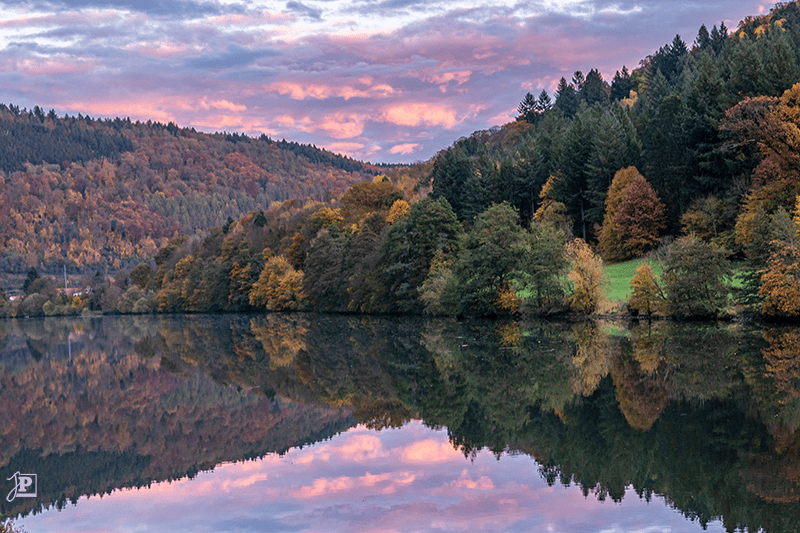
[0,315,799,532]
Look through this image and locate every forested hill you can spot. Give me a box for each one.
[0,107,379,278]
[423,0,800,248]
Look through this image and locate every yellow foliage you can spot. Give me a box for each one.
[565,238,607,314]
[251,316,307,370]
[249,255,305,311]
[570,322,613,396]
[628,263,666,316]
[386,199,410,224]
[493,282,521,315]
[174,255,195,278]
[311,207,343,228]
[495,322,522,347]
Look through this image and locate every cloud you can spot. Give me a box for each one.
[382,103,458,128]
[0,0,773,163]
[402,438,462,463]
[388,142,420,155]
[286,1,322,20]
[200,97,246,111]
[267,80,396,100]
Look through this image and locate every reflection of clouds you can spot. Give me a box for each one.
[0,0,765,162]
[401,438,462,463]
[17,425,727,533]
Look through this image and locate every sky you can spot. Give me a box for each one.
[17,421,728,533]
[0,0,777,163]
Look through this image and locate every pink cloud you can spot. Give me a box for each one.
[389,143,421,155]
[267,81,397,101]
[206,11,296,28]
[402,438,462,463]
[382,103,458,128]
[200,98,247,112]
[123,41,198,59]
[15,56,95,77]
[0,10,121,28]
[314,112,366,139]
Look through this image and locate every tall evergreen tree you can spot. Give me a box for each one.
[553,109,594,240]
[517,92,538,123]
[583,69,609,106]
[695,24,712,51]
[610,66,634,101]
[710,22,728,55]
[430,148,481,221]
[537,90,553,112]
[554,77,580,118]
[584,104,642,226]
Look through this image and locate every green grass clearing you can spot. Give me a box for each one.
[604,258,663,303]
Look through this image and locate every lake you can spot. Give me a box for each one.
[1,314,799,532]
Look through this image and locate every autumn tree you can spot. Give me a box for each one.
[597,167,640,260]
[759,244,800,318]
[129,263,152,289]
[340,180,404,223]
[614,175,666,257]
[758,200,800,318]
[564,238,607,314]
[628,263,666,316]
[249,255,305,311]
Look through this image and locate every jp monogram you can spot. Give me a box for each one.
[6,472,37,502]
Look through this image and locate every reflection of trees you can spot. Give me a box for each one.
[611,322,670,431]
[569,321,614,397]
[5,315,800,531]
[251,315,306,370]
[0,316,354,520]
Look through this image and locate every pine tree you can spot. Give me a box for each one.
[583,69,608,106]
[610,66,634,101]
[696,24,712,51]
[537,90,553,112]
[517,92,538,123]
[554,77,579,118]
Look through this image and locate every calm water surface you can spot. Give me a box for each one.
[0,314,797,532]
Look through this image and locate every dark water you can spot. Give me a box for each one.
[0,314,798,532]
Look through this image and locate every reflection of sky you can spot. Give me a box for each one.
[0,0,773,162]
[18,421,724,533]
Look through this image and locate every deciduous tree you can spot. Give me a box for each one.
[565,238,607,314]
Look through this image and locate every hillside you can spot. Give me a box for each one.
[0,108,381,285]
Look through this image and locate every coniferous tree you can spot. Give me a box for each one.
[554,77,580,118]
[537,90,553,112]
[517,92,538,123]
[585,105,642,227]
[695,24,712,52]
[430,148,481,221]
[583,69,609,106]
[610,66,634,101]
[554,109,594,240]
[710,22,728,55]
